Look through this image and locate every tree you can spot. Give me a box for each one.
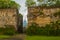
[37,0,60,6]
[0,0,20,9]
[37,0,44,2]
[55,0,60,6]
[25,0,36,7]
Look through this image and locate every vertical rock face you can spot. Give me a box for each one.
[17,14,23,33]
[0,8,18,29]
[28,6,60,27]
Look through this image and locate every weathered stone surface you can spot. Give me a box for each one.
[0,9,18,29]
[28,6,60,27]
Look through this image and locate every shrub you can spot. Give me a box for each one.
[26,21,60,36]
[0,25,16,35]
[4,25,16,35]
[26,22,40,35]
[0,27,5,35]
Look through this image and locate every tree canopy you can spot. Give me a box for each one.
[26,0,60,7]
[18,13,23,17]
[25,0,36,7]
[0,0,20,9]
[37,0,60,7]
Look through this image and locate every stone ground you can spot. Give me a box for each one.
[0,34,26,40]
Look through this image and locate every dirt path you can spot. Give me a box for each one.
[0,38,22,40]
[0,34,26,40]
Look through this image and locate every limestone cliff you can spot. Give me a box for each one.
[28,6,60,26]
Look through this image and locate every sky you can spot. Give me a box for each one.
[13,0,42,22]
[14,0,48,22]
[13,0,48,22]
[14,0,27,21]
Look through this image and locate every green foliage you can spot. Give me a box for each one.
[26,21,60,36]
[18,14,23,17]
[37,0,60,7]
[55,0,60,6]
[26,0,60,7]
[26,22,40,35]
[0,0,20,9]
[53,11,60,17]
[37,0,44,2]
[0,25,16,35]
[26,0,36,7]
[39,11,44,15]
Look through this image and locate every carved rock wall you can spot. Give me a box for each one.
[28,7,60,26]
[0,9,17,28]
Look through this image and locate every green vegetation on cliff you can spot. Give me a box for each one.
[0,0,20,9]
[26,0,60,7]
